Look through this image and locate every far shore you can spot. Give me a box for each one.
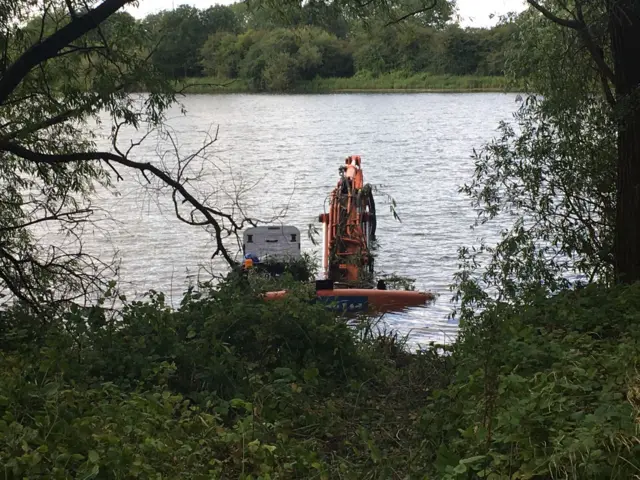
[169,74,519,95]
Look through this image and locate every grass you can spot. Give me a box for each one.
[176,71,516,94]
[297,71,513,93]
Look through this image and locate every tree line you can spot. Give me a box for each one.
[132,1,516,90]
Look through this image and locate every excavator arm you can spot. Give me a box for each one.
[319,156,376,285]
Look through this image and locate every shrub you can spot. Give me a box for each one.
[422,284,640,479]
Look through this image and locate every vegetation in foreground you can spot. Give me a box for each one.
[1,271,639,479]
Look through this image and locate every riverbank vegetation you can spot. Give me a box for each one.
[2,272,639,478]
[1,0,640,478]
[180,72,511,94]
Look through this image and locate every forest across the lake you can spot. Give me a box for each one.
[114,0,516,92]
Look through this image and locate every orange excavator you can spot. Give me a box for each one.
[319,155,376,285]
[263,155,434,313]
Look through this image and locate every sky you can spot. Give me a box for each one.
[125,0,528,28]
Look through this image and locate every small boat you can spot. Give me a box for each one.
[264,285,434,313]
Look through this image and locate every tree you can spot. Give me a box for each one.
[454,4,617,319]
[145,4,239,78]
[524,0,640,284]
[440,25,480,75]
[0,0,252,308]
[145,6,205,77]
[201,31,244,78]
[201,5,241,36]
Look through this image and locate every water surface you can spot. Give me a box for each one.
[83,93,518,345]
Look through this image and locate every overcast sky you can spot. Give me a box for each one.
[125,0,528,28]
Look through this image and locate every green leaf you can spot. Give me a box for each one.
[42,382,59,397]
[274,367,293,377]
[303,367,319,382]
[460,455,486,465]
[88,450,100,464]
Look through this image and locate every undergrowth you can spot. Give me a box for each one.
[0,273,639,478]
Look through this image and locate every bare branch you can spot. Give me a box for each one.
[0,209,93,233]
[0,140,238,267]
[65,0,79,19]
[385,0,438,26]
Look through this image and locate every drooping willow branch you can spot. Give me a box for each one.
[527,0,616,106]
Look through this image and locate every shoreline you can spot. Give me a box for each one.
[176,85,517,95]
[173,74,518,95]
[325,87,512,93]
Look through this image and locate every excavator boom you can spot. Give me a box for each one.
[319,156,376,285]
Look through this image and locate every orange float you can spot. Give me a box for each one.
[264,287,434,314]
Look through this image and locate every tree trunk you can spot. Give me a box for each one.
[611,0,640,283]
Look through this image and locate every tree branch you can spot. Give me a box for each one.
[65,0,79,19]
[527,0,581,29]
[0,141,238,267]
[385,0,438,26]
[0,209,93,233]
[528,0,616,92]
[0,0,132,105]
[2,107,87,142]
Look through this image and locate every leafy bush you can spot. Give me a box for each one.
[0,274,452,478]
[422,283,640,479]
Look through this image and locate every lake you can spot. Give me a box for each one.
[83,92,518,346]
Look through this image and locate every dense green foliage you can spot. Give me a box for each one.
[454,4,616,315]
[140,1,516,91]
[446,1,640,477]
[0,273,451,478]
[428,283,640,479]
[1,273,639,478]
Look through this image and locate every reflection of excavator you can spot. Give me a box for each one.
[319,155,376,285]
[259,155,434,313]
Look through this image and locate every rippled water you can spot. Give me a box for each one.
[81,92,518,346]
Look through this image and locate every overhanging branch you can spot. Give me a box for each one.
[0,141,238,267]
[385,0,438,26]
[528,0,616,94]
[0,0,132,105]
[527,0,581,29]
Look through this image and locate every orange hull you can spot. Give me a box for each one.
[263,288,434,313]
